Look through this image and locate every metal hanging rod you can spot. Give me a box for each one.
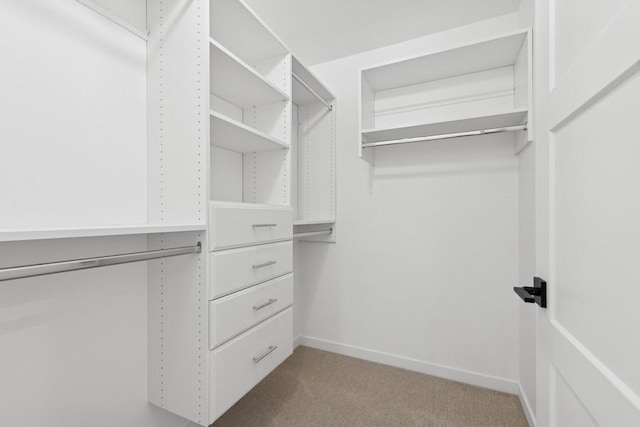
[292,73,333,111]
[0,243,201,282]
[362,124,528,148]
[293,229,333,239]
[76,0,150,41]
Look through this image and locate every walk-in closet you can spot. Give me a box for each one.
[1,0,639,426]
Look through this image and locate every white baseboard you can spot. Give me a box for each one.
[298,336,519,395]
[518,384,537,427]
[293,335,303,349]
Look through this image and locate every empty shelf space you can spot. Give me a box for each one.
[362,108,528,144]
[210,39,289,108]
[210,110,288,153]
[293,78,326,106]
[364,31,528,92]
[292,56,334,106]
[0,224,207,242]
[210,0,289,66]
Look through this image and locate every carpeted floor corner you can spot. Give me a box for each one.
[212,346,527,427]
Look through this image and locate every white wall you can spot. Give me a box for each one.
[0,1,190,426]
[296,14,526,393]
[0,0,147,228]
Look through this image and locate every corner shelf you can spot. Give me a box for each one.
[210,110,288,153]
[209,38,289,108]
[0,224,206,243]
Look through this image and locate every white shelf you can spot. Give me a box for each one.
[210,110,288,153]
[210,200,292,210]
[210,0,289,66]
[293,219,335,226]
[362,108,528,144]
[363,30,528,92]
[0,224,206,243]
[292,56,334,106]
[209,39,289,108]
[359,29,532,158]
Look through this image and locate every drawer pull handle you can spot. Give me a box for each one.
[252,260,277,269]
[253,298,278,310]
[253,345,278,363]
[253,223,277,228]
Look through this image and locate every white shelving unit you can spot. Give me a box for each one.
[291,56,337,243]
[2,1,336,425]
[145,1,338,424]
[208,1,292,208]
[146,0,327,425]
[359,29,532,160]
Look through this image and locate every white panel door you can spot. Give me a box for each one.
[534,0,640,426]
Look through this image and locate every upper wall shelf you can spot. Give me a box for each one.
[209,39,290,108]
[359,29,532,157]
[209,0,289,66]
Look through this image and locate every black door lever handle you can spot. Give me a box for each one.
[513,277,547,308]
[513,286,536,303]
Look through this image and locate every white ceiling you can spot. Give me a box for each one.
[244,0,522,65]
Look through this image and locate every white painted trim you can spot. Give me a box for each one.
[518,383,537,427]
[298,336,519,394]
[293,335,303,349]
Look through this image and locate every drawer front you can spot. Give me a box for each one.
[210,241,293,298]
[209,274,293,348]
[210,203,292,250]
[210,308,293,420]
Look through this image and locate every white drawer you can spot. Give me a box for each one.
[210,241,292,298]
[209,202,292,251]
[210,308,293,420]
[209,274,293,348]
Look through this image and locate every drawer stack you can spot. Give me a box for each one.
[208,202,293,420]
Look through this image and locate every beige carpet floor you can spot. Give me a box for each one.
[212,346,527,427]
